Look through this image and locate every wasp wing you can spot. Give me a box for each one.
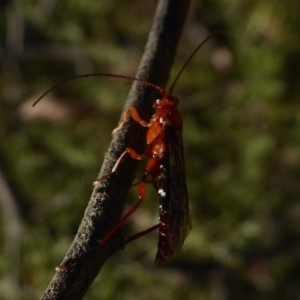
[164,126,192,252]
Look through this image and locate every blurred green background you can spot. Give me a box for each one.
[1,0,300,299]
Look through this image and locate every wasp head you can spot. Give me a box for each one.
[153,94,179,109]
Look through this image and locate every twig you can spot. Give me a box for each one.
[40,0,191,299]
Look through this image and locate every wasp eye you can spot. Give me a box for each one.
[156,99,161,103]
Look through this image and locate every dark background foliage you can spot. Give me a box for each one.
[1,0,300,299]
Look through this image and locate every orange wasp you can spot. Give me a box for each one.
[94,73,191,265]
[34,32,217,265]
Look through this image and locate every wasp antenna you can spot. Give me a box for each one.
[33,73,166,107]
[168,29,222,95]
[33,74,99,107]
